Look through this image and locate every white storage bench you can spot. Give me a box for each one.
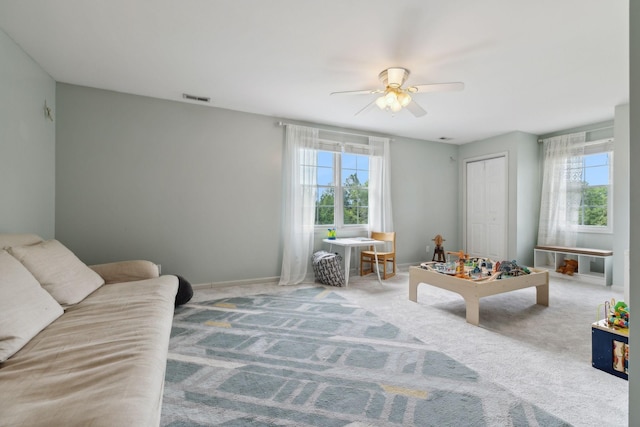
[534,245,613,286]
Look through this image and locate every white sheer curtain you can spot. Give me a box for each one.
[279,125,319,286]
[368,136,394,233]
[537,132,586,247]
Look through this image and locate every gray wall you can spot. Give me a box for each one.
[515,132,542,265]
[56,84,284,284]
[629,2,638,424]
[388,135,459,265]
[613,104,630,289]
[55,83,459,284]
[0,29,55,238]
[457,131,540,266]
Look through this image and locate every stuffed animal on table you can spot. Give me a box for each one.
[556,259,578,276]
[432,234,446,262]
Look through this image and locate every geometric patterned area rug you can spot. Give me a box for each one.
[161,287,570,426]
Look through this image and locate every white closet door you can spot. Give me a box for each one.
[466,156,506,260]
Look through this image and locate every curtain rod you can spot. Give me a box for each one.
[277,121,392,140]
[537,125,614,143]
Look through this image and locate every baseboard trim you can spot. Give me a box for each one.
[193,276,281,290]
[192,265,417,290]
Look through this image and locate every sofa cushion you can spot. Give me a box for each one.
[0,250,64,362]
[8,240,105,307]
[0,233,43,249]
[90,260,160,284]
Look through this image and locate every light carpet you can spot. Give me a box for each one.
[161,270,627,426]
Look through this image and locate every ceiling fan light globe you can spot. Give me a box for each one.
[398,92,411,107]
[384,91,397,106]
[390,101,402,113]
[375,96,387,110]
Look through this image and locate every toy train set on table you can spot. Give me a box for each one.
[425,234,531,283]
[421,251,531,283]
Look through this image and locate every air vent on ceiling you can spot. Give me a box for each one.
[182,93,211,103]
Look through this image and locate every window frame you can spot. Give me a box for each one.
[313,146,371,232]
[575,139,614,234]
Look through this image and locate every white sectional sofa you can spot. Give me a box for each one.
[0,234,178,426]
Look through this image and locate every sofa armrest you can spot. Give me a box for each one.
[89,260,160,284]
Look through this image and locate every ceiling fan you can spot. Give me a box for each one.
[331,67,464,117]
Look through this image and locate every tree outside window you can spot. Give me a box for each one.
[577,151,612,228]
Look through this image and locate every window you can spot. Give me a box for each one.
[569,139,613,231]
[577,151,612,228]
[314,151,370,227]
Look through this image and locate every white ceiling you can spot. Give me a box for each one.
[0,0,629,144]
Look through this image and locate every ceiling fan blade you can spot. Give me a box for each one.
[408,82,465,94]
[354,99,377,116]
[405,100,427,117]
[330,89,383,96]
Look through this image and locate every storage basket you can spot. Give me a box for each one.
[312,250,345,287]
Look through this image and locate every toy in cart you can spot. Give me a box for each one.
[605,298,629,329]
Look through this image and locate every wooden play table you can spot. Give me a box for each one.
[409,265,549,326]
